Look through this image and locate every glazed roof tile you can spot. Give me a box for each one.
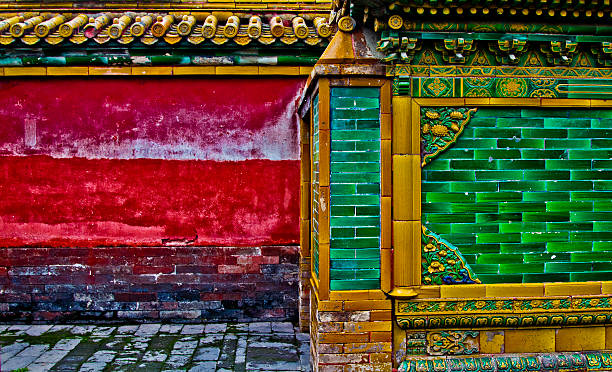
[0,12,334,47]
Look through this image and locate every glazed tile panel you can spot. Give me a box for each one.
[329,87,381,290]
[422,107,612,284]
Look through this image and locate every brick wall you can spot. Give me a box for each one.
[0,245,299,323]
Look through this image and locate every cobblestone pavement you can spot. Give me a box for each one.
[0,322,309,372]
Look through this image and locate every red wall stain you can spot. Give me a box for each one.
[0,78,304,247]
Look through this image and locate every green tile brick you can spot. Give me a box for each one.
[569,110,612,119]
[331,227,356,238]
[546,181,592,191]
[451,223,499,233]
[356,227,380,238]
[522,128,568,138]
[469,264,499,274]
[469,118,497,127]
[426,192,475,203]
[422,182,450,192]
[331,184,357,195]
[594,119,612,128]
[572,170,612,180]
[450,160,497,170]
[571,191,612,200]
[570,231,612,241]
[331,119,357,130]
[475,128,522,138]
[474,149,522,159]
[544,118,592,128]
[475,170,523,181]
[500,243,546,253]
[476,192,522,202]
[424,223,452,234]
[570,272,612,282]
[522,108,569,118]
[497,118,544,127]
[458,244,500,254]
[331,206,356,216]
[546,160,591,169]
[499,181,545,191]
[523,273,570,282]
[356,206,380,216]
[522,149,568,159]
[499,222,546,233]
[440,148,475,159]
[521,231,568,243]
[499,202,545,213]
[545,139,590,149]
[330,238,379,249]
[331,97,380,109]
[331,173,380,184]
[500,263,543,274]
[330,150,380,162]
[477,253,524,264]
[422,203,453,213]
[498,160,545,170]
[330,279,379,291]
[547,222,593,231]
[332,87,380,98]
[450,203,498,213]
[477,108,525,117]
[478,274,523,283]
[332,141,357,151]
[355,248,381,259]
[571,251,612,262]
[333,109,380,120]
[454,139,497,148]
[356,120,381,130]
[545,262,593,272]
[476,233,521,244]
[591,139,612,148]
[425,170,475,182]
[356,184,380,194]
[595,181,612,190]
[524,253,571,263]
[331,195,379,206]
[424,213,476,223]
[476,213,522,223]
[594,242,612,251]
[330,216,380,227]
[497,138,544,148]
[331,162,380,173]
[571,212,612,222]
[547,241,594,252]
[593,160,612,169]
[523,212,569,222]
[568,129,612,138]
[330,259,379,269]
[355,142,380,152]
[450,182,498,192]
[524,192,570,201]
[546,201,593,212]
[594,263,612,271]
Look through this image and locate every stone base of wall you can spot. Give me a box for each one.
[0,245,299,323]
[298,256,311,332]
[310,289,393,372]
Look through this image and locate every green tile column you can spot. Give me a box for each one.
[329,87,381,290]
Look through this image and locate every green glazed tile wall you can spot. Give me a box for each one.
[312,93,320,278]
[422,107,612,284]
[329,87,381,291]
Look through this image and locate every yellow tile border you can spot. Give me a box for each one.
[1,66,313,76]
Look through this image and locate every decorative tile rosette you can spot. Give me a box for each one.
[420,107,477,167]
[422,226,480,285]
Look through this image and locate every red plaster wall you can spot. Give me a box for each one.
[0,78,303,247]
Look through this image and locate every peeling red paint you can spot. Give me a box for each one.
[0,156,299,246]
[0,78,304,247]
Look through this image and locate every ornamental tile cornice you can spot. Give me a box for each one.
[0,11,334,48]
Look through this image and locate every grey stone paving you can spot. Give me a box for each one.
[0,322,309,372]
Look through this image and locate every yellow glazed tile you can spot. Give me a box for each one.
[392,221,421,287]
[381,197,391,249]
[299,66,313,75]
[606,326,612,349]
[173,66,216,75]
[556,327,605,352]
[215,66,258,75]
[381,140,391,197]
[381,113,391,140]
[4,67,46,76]
[392,155,420,221]
[480,331,505,354]
[344,300,392,311]
[541,98,591,107]
[440,285,486,298]
[259,66,300,75]
[590,100,612,107]
[545,282,601,296]
[132,66,173,75]
[380,249,391,293]
[505,329,555,353]
[391,96,411,155]
[89,67,131,75]
[485,283,544,298]
[601,281,612,294]
[300,219,310,257]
